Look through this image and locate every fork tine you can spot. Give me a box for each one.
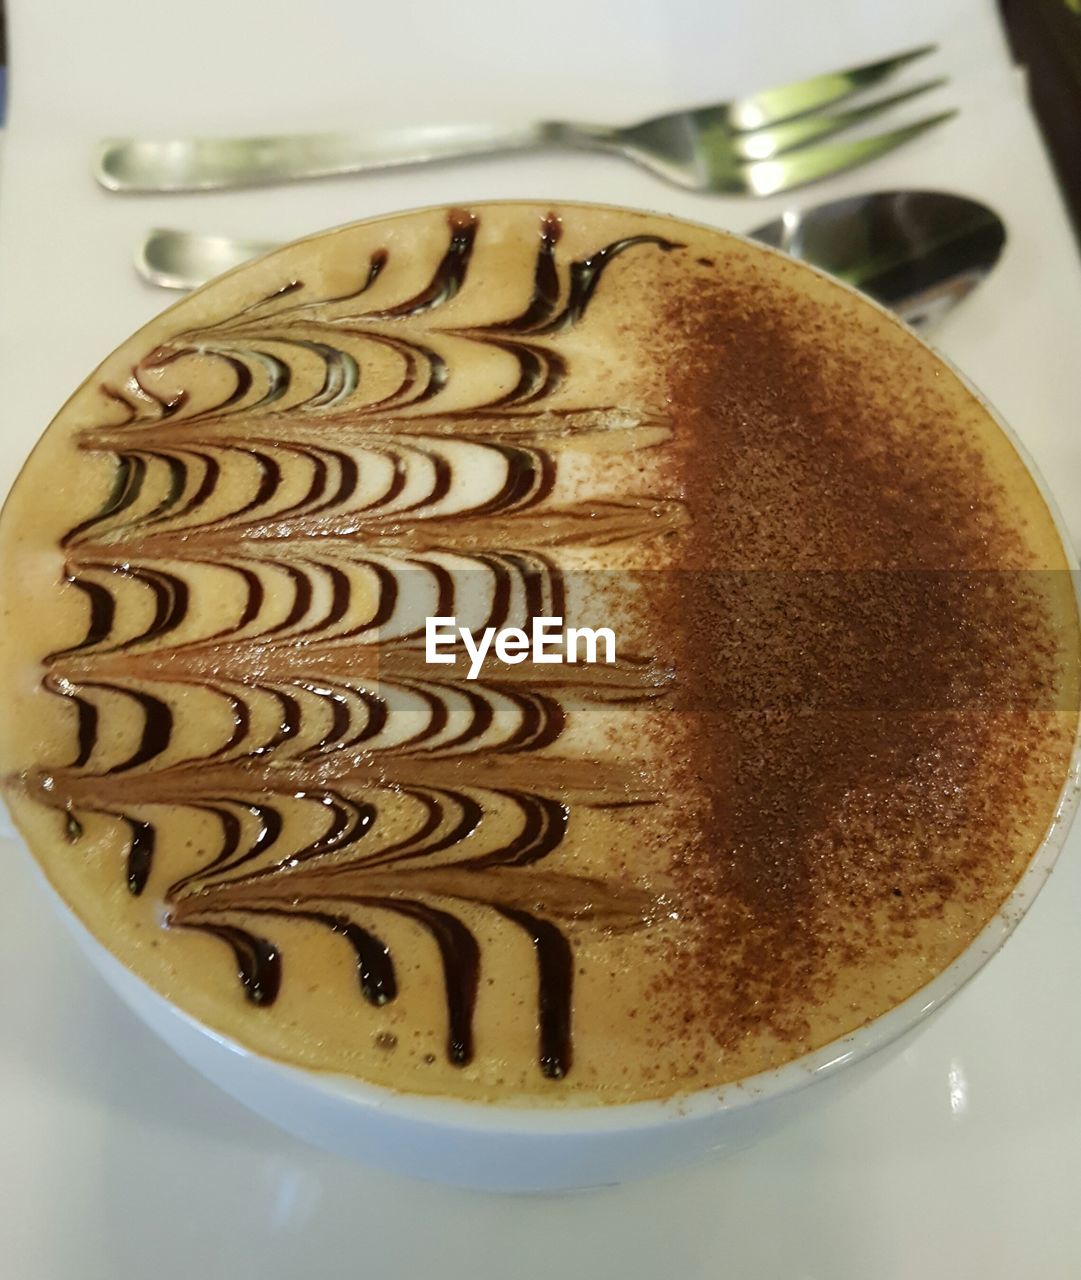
[731,79,947,162]
[726,44,937,132]
[740,110,957,197]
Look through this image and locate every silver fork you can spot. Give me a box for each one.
[95,45,953,196]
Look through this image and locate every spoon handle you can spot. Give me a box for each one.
[137,229,277,291]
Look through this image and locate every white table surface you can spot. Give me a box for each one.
[2,1,1081,1276]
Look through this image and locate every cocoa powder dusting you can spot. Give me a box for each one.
[651,254,1077,1059]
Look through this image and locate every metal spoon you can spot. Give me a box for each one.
[750,190,1005,329]
[135,191,1005,330]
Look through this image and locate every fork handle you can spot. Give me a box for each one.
[94,121,616,192]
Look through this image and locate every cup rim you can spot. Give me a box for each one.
[11,198,1081,1137]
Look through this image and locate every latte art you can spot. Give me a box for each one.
[1,204,1077,1104]
[20,209,679,1082]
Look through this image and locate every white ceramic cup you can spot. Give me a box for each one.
[6,212,1081,1193]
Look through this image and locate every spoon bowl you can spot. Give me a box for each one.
[750,189,1006,329]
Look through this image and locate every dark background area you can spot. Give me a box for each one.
[0,0,7,123]
[1001,0,1081,246]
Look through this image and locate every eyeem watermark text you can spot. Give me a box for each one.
[425,616,616,680]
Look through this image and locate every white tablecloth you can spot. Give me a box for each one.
[1,1,1080,1276]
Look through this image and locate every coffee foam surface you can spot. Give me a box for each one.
[0,203,1076,1104]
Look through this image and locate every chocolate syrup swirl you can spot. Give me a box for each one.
[31,210,684,1079]
[496,905,574,1079]
[366,209,478,319]
[182,921,282,1005]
